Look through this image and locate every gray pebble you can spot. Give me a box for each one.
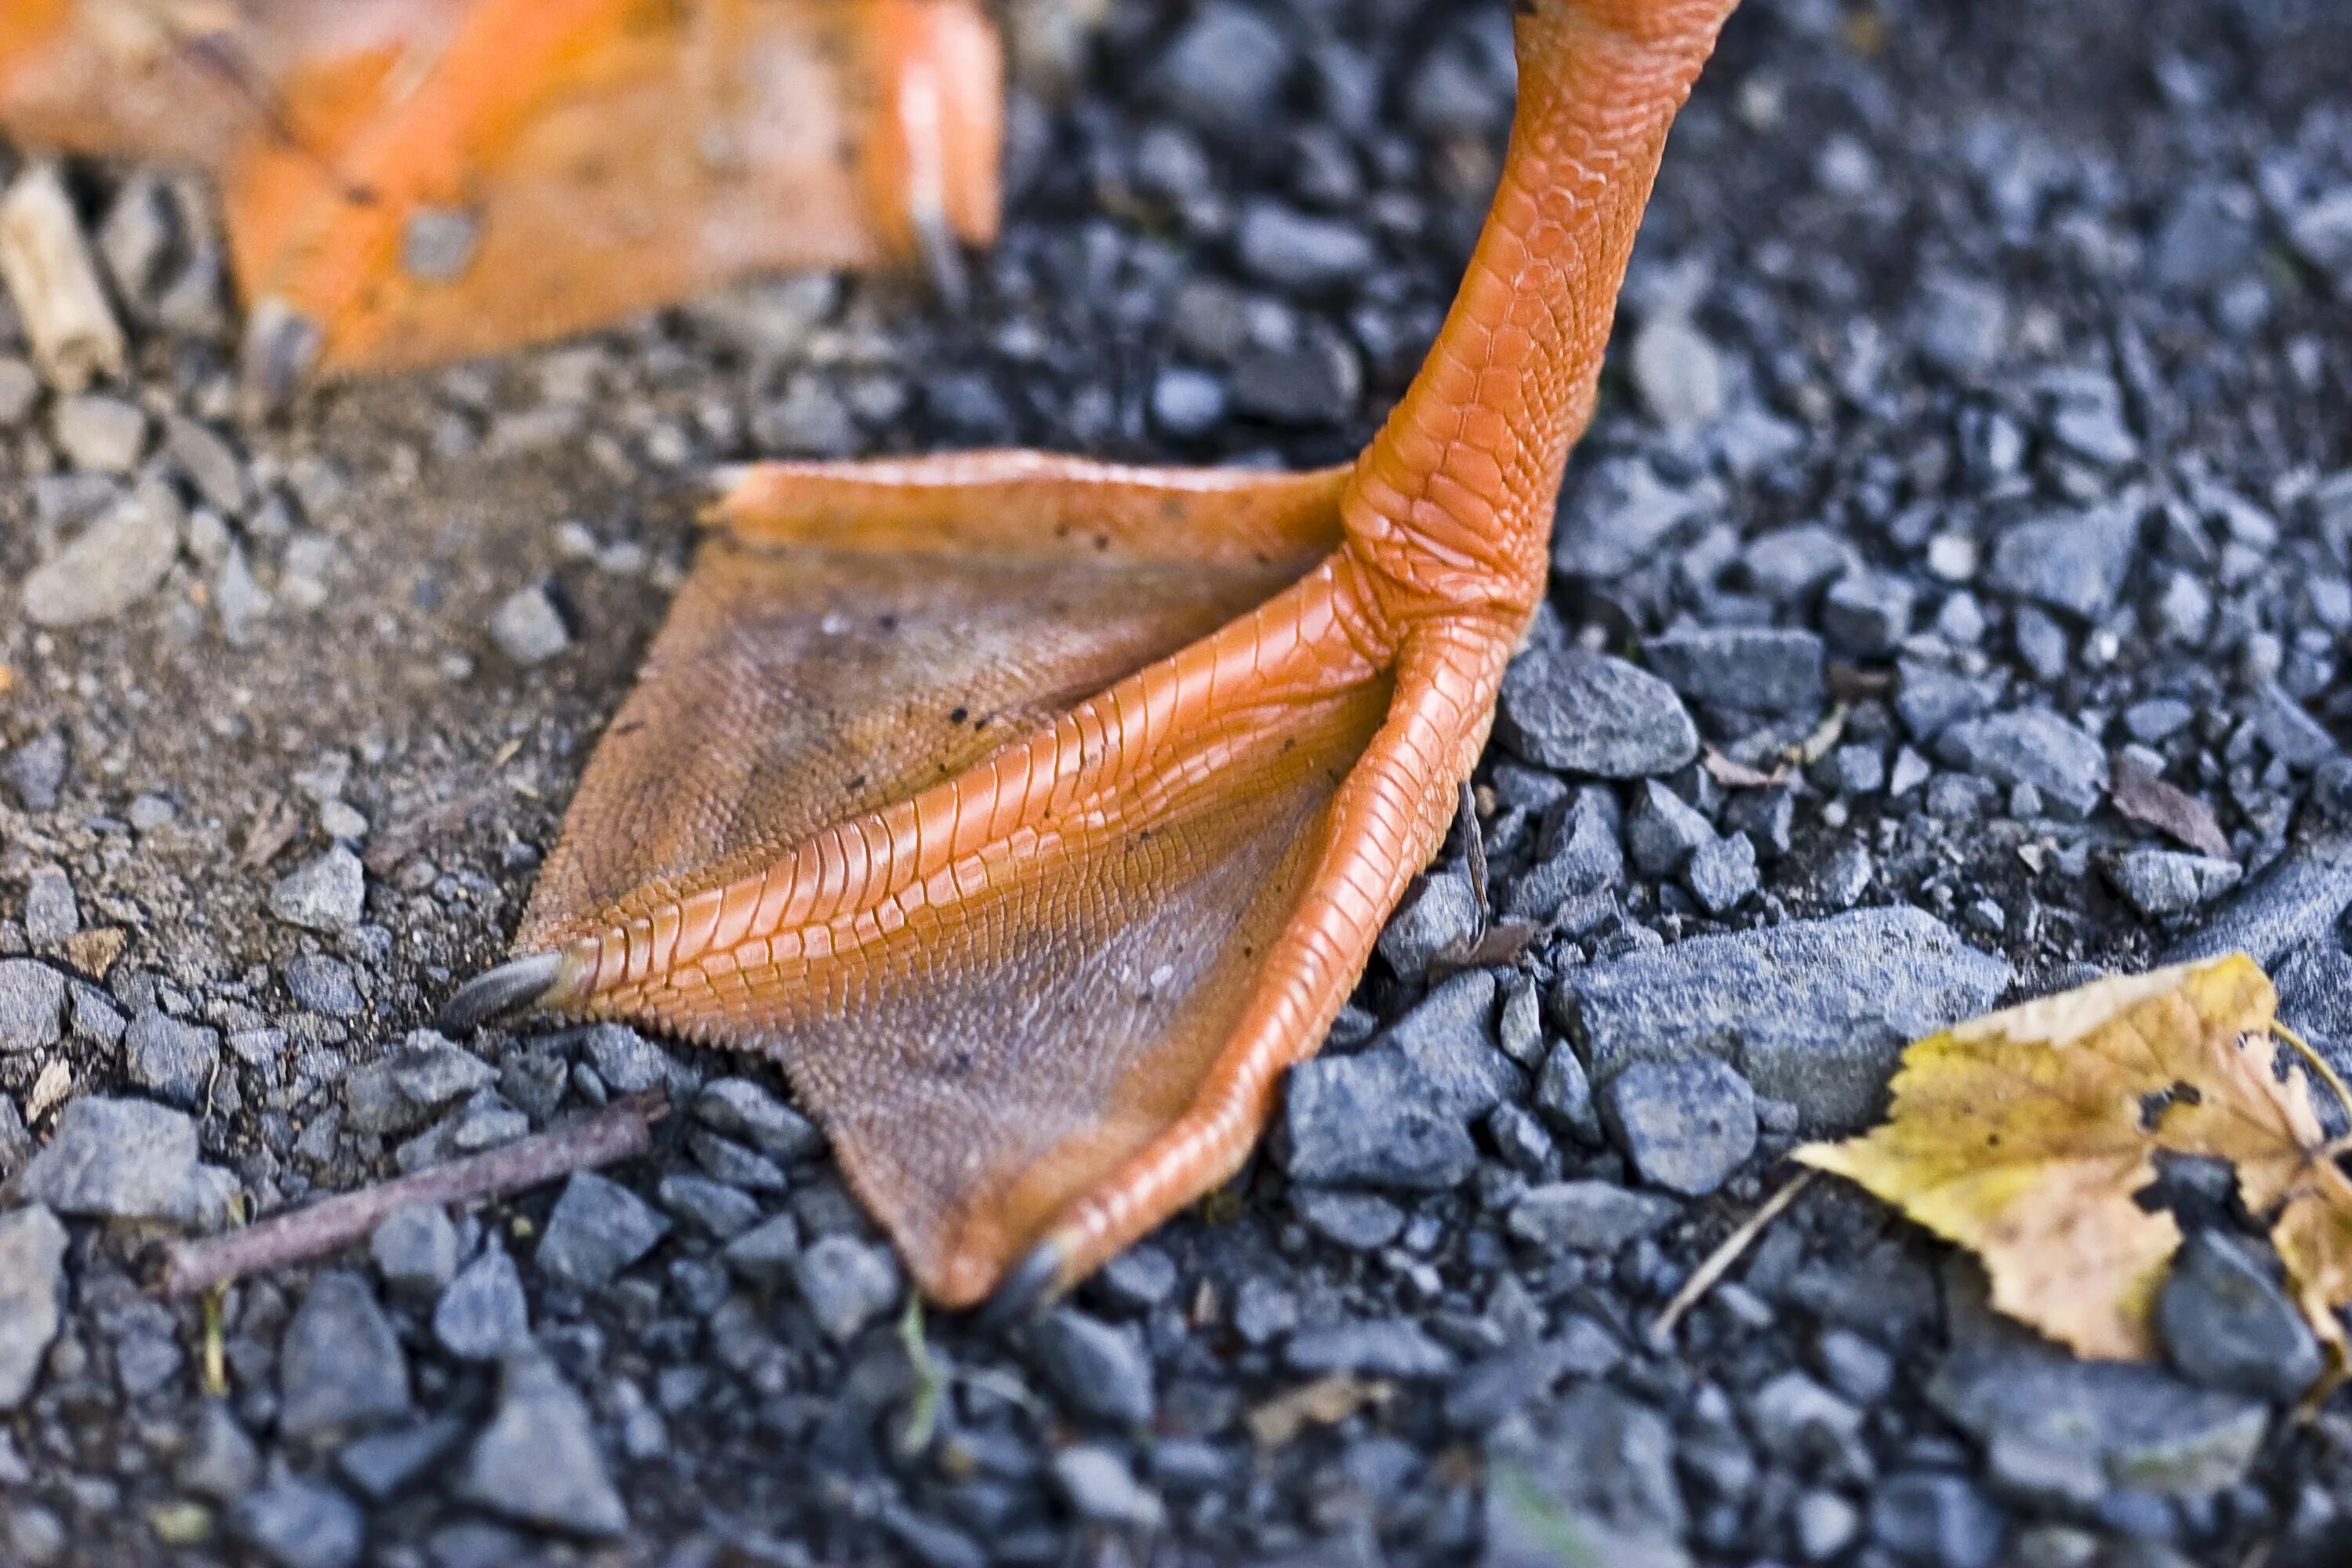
[1644,626,1828,716]
[230,1477,364,1568]
[535,1172,670,1290]
[1377,863,1482,982]
[1600,1058,1758,1196]
[268,847,366,932]
[694,1076,821,1163]
[1236,201,1376,293]
[1,730,68,812]
[1053,1445,1165,1530]
[2107,849,2242,919]
[1506,1181,1680,1251]
[1382,970,1520,1118]
[284,953,363,1017]
[462,1352,627,1536]
[490,584,572,666]
[1150,5,1293,136]
[50,392,147,473]
[1296,1185,1408,1248]
[370,1203,460,1296]
[720,1213,804,1284]
[657,1173,762,1239]
[16,1094,218,1224]
[1559,906,2012,1132]
[1281,1049,1478,1189]
[20,868,76,946]
[793,1235,901,1342]
[0,960,67,1052]
[1498,646,1699,779]
[1286,1318,1454,1378]
[0,1207,66,1410]
[1627,779,1715,877]
[1026,1309,1156,1425]
[1985,506,2140,620]
[1686,831,1759,913]
[1935,709,2108,819]
[279,1272,411,1439]
[2158,1231,2321,1403]
[435,1247,530,1362]
[1534,1042,1602,1145]
[1867,1472,2006,1568]
[123,1007,220,1107]
[583,1023,676,1094]
[21,481,181,627]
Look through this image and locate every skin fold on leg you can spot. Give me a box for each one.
[448,0,1744,1311]
[0,0,1002,375]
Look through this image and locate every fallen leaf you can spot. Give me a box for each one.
[64,927,125,978]
[2110,750,2232,860]
[1797,955,2352,1369]
[1247,1374,1394,1449]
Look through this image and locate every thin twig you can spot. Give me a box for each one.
[2274,1022,2352,1155]
[163,1091,669,1297]
[1457,781,1490,937]
[1648,1169,1817,1348]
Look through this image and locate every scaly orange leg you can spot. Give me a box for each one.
[445,0,1741,1312]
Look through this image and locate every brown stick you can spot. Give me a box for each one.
[1646,1168,1817,1348]
[163,1091,669,1297]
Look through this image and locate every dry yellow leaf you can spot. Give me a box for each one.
[1797,953,2352,1366]
[1247,1374,1394,1449]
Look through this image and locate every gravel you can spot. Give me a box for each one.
[1506,1181,1680,1251]
[0,1207,66,1410]
[20,480,180,626]
[267,847,367,933]
[1598,1058,1758,1197]
[1642,626,1828,717]
[14,1095,221,1224]
[230,1477,365,1568]
[533,1172,670,1290]
[1025,1309,1156,1426]
[0,960,67,1052]
[2158,1231,2323,1403]
[1280,1047,1479,1189]
[1497,646,1700,779]
[460,1352,627,1537]
[278,1272,411,1439]
[1559,906,2013,1131]
[793,1235,901,1342]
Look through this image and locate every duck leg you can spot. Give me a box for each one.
[449,0,1741,1311]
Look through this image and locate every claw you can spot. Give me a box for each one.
[439,952,564,1035]
[977,1234,1073,1331]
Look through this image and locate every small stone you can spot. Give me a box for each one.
[657,1174,762,1239]
[1026,1309,1156,1426]
[1913,272,2010,378]
[694,1076,821,1162]
[1285,1318,1455,1378]
[177,1402,260,1501]
[2158,1231,2321,1403]
[280,1272,410,1439]
[1627,779,1715,877]
[1,730,68,812]
[1236,201,1377,294]
[1507,1180,1680,1250]
[1504,785,1624,920]
[1868,1473,2006,1568]
[720,1213,803,1283]
[1053,1445,1165,1530]
[1377,864,1483,982]
[2246,681,2339,769]
[1600,1058,1758,1197]
[535,1172,670,1290]
[163,413,251,512]
[1381,970,1520,1118]
[230,1478,363,1568]
[50,392,147,473]
[16,1095,215,1223]
[1686,832,1759,913]
[0,960,67,1051]
[794,1235,901,1342]
[268,847,366,933]
[1534,1042,1602,1145]
[583,1023,674,1094]
[20,868,77,946]
[1553,458,1711,580]
[284,954,363,1018]
[20,481,181,626]
[1631,314,1726,432]
[1150,366,1226,437]
[1985,507,2140,620]
[1644,626,1828,716]
[1935,709,2107,819]
[2165,837,2352,967]
[370,1203,460,1296]
[1296,1186,1408,1248]
[1823,572,1915,655]
[1795,1490,1862,1563]
[2107,850,2243,920]
[123,1007,220,1107]
[1229,332,1360,426]
[462,1352,628,1537]
[490,584,571,666]
[0,1207,67,1409]
[1559,906,2012,1132]
[434,1247,530,1361]
[1739,523,1852,601]
[1280,1049,1478,1189]
[337,1416,467,1504]
[1486,1385,1686,1566]
[1499,647,1699,779]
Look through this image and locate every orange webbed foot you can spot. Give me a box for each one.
[448,452,1512,1308]
[448,0,1743,1312]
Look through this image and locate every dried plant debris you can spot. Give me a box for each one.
[1800,956,2352,1381]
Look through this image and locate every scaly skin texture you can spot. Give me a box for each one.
[0,0,1001,374]
[470,0,1743,1308]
